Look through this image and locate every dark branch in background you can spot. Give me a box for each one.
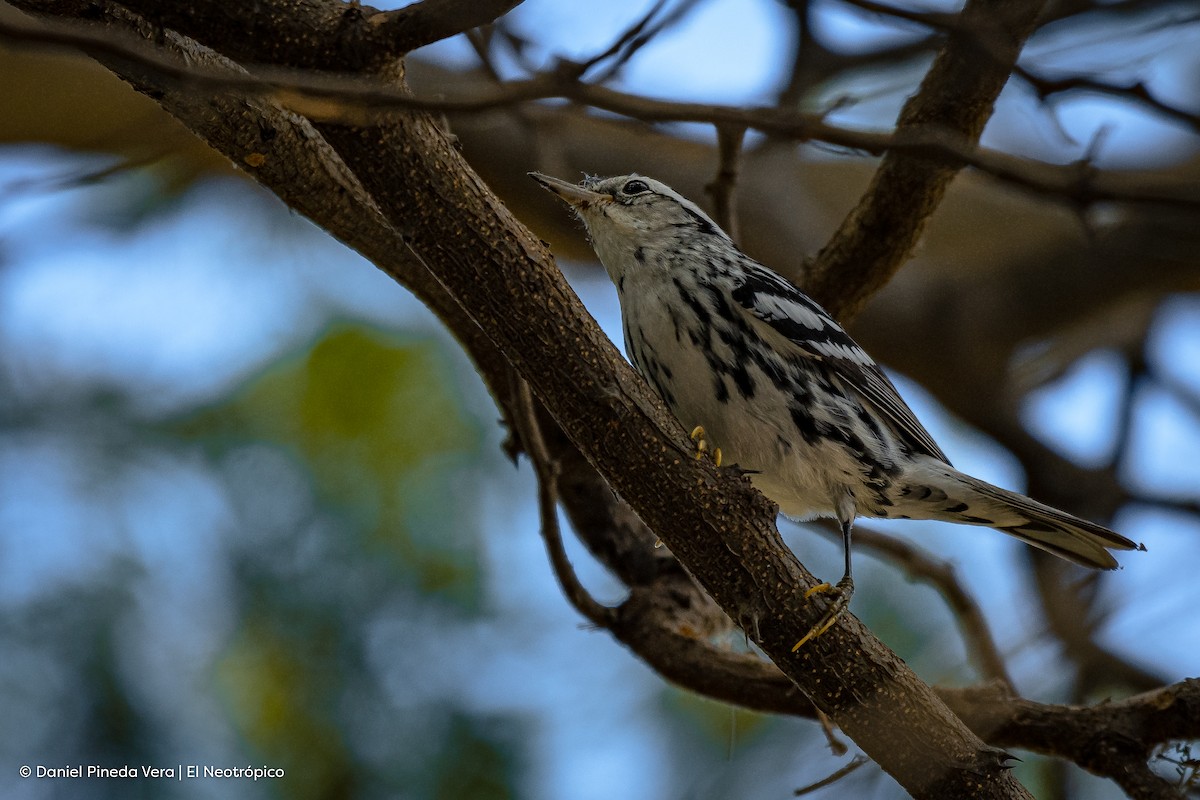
[1030,555,1166,697]
[572,0,705,84]
[776,0,941,105]
[1016,65,1200,136]
[1110,352,1146,475]
[705,124,746,240]
[3,13,1199,213]
[777,0,824,108]
[572,0,670,76]
[822,522,1013,687]
[837,0,960,34]
[464,27,505,84]
[804,0,1049,319]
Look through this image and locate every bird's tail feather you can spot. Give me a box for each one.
[898,465,1143,570]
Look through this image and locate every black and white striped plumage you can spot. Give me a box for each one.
[530,171,1142,577]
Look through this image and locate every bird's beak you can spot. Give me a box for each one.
[528,172,609,210]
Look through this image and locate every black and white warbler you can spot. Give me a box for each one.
[530,171,1143,647]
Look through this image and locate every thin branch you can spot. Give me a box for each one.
[572,0,705,83]
[837,0,959,33]
[1130,495,1200,517]
[1016,65,1200,135]
[1030,554,1166,696]
[815,707,850,756]
[3,12,1197,214]
[0,150,173,195]
[776,0,941,105]
[828,522,1013,687]
[1118,356,1200,518]
[704,124,746,241]
[511,374,614,628]
[579,0,670,71]
[1151,361,1200,421]
[836,0,1200,138]
[464,27,505,84]
[794,754,870,796]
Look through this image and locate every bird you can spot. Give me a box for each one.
[529,171,1144,648]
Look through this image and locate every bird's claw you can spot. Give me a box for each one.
[804,582,834,599]
[792,576,854,651]
[689,425,722,468]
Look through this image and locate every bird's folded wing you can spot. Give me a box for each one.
[730,265,950,464]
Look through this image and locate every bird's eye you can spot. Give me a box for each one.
[622,179,650,196]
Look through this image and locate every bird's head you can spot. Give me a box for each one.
[529,172,730,279]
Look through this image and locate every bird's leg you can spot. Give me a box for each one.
[792,518,855,651]
[689,425,722,467]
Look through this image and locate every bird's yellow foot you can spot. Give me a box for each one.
[792,577,855,651]
[689,425,722,467]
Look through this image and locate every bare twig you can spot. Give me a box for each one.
[1130,495,1200,517]
[511,374,614,628]
[1118,360,1200,515]
[464,27,505,83]
[1030,555,1165,696]
[705,124,746,241]
[837,0,959,33]
[776,0,941,104]
[2,13,1197,214]
[1016,65,1200,135]
[572,0,706,83]
[794,754,870,796]
[815,707,850,756]
[1151,361,1200,420]
[949,679,1200,799]
[831,523,1014,687]
[0,150,173,195]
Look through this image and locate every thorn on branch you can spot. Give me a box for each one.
[376,0,526,57]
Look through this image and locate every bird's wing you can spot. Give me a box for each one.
[730,265,950,464]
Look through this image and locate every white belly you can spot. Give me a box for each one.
[619,284,869,521]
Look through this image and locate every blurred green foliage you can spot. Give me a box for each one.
[1,315,527,799]
[179,323,485,607]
